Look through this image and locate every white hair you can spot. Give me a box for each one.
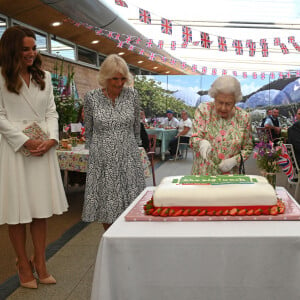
[98,54,133,88]
[208,75,243,103]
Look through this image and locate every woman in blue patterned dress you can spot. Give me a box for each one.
[82,54,145,230]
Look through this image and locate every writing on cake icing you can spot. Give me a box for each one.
[172,175,258,185]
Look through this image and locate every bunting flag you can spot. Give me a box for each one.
[139,48,145,55]
[117,41,124,48]
[278,144,294,180]
[297,70,300,77]
[161,56,167,62]
[170,58,176,65]
[182,26,192,43]
[248,42,256,56]
[171,41,176,50]
[243,72,247,78]
[125,36,132,43]
[218,36,227,51]
[279,72,284,79]
[261,72,265,79]
[158,40,164,49]
[192,64,197,72]
[286,72,291,78]
[135,37,141,44]
[193,41,200,46]
[148,52,156,61]
[233,40,243,55]
[232,71,237,77]
[253,72,257,79]
[246,39,252,47]
[274,37,280,46]
[222,69,227,75]
[146,39,153,48]
[115,0,128,7]
[288,36,295,43]
[95,29,103,35]
[260,39,267,46]
[201,32,211,48]
[202,66,207,74]
[114,33,120,40]
[139,8,151,24]
[181,42,188,48]
[161,18,172,35]
[128,44,134,51]
[270,72,275,79]
[181,62,186,69]
[292,42,300,51]
[212,68,217,75]
[107,31,114,38]
[261,43,269,57]
[280,43,289,54]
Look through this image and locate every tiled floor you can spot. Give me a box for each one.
[1,152,297,299]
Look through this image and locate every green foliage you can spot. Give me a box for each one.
[52,59,82,131]
[134,76,196,119]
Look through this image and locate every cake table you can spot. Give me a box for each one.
[91,187,300,300]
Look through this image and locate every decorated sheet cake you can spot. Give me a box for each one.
[144,175,285,217]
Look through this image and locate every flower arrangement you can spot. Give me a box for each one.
[253,141,283,173]
[52,59,82,132]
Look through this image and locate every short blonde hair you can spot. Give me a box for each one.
[98,54,133,88]
[208,75,242,103]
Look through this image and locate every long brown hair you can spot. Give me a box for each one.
[0,25,45,94]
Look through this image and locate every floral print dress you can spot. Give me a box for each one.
[190,102,253,175]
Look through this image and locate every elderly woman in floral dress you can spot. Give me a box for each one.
[190,75,253,175]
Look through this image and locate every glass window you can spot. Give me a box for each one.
[78,47,97,65]
[35,32,47,51]
[51,39,75,60]
[0,18,7,39]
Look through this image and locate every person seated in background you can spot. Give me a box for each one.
[140,110,148,127]
[140,121,149,152]
[190,75,253,175]
[168,110,192,160]
[260,109,272,127]
[264,107,281,144]
[288,110,300,167]
[159,110,179,128]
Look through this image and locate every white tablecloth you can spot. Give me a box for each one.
[91,187,300,300]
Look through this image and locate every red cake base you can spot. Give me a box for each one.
[144,197,285,217]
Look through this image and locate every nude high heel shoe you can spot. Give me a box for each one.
[30,257,56,284]
[16,259,38,289]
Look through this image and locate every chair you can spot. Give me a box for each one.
[147,134,157,186]
[175,136,191,161]
[284,144,300,201]
[256,127,273,143]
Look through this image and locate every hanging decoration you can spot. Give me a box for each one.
[63,5,300,79]
[139,8,151,24]
[161,18,172,35]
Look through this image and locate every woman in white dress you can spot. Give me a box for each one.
[0,26,68,288]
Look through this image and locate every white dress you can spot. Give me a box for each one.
[0,70,68,225]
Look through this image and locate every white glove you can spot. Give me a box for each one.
[199,140,212,160]
[219,157,237,173]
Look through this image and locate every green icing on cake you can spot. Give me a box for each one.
[171,175,255,185]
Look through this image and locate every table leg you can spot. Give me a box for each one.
[63,170,68,191]
[162,152,165,161]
